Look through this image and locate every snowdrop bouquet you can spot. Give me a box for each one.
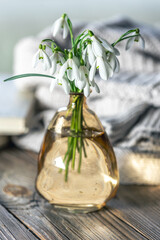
[31,14,144,96]
[5,14,145,181]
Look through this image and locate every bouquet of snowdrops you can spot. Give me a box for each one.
[32,14,144,96]
[4,14,144,181]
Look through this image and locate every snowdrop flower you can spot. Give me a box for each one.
[83,76,100,97]
[89,56,113,82]
[50,52,65,75]
[75,65,88,90]
[126,32,145,50]
[99,37,120,56]
[90,35,118,58]
[49,63,62,92]
[107,52,120,73]
[50,64,71,94]
[75,65,100,96]
[59,54,79,81]
[52,14,69,39]
[91,35,105,58]
[86,43,96,65]
[61,77,71,94]
[83,81,90,97]
[32,45,51,71]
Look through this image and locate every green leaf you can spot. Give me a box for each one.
[3,73,55,82]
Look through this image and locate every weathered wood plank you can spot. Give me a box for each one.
[0,147,158,239]
[107,185,160,240]
[0,204,38,240]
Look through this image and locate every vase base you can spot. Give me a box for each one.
[51,203,106,214]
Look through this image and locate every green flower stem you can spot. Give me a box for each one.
[64,94,86,182]
[72,138,77,169]
[112,34,139,47]
[66,16,74,48]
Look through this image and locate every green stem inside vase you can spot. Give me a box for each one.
[63,94,86,182]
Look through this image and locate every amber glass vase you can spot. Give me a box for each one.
[36,93,119,213]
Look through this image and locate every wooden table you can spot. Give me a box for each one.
[0,147,160,240]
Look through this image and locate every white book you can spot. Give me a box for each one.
[0,74,34,135]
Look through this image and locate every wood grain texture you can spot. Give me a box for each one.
[0,147,160,240]
[0,204,38,240]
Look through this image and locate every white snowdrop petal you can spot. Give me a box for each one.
[115,57,120,73]
[97,57,108,80]
[125,37,134,50]
[62,78,70,94]
[59,55,65,64]
[73,56,80,67]
[108,54,116,71]
[42,59,47,71]
[50,53,58,75]
[67,59,75,81]
[77,79,86,90]
[49,79,56,93]
[79,67,85,80]
[80,66,89,78]
[67,68,74,81]
[94,82,100,93]
[87,44,96,65]
[50,60,57,75]
[78,66,88,90]
[42,51,52,69]
[100,38,114,52]
[91,79,95,87]
[89,60,97,82]
[84,83,90,97]
[92,39,104,57]
[105,61,113,78]
[59,61,68,79]
[71,59,80,80]
[63,21,69,39]
[139,35,145,49]
[113,47,120,56]
[32,50,40,68]
[82,48,87,62]
[52,18,63,37]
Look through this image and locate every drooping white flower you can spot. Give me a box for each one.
[99,37,117,54]
[75,66,88,90]
[91,36,105,58]
[126,32,145,50]
[83,74,100,97]
[49,63,62,93]
[50,66,71,94]
[59,58,79,81]
[52,15,69,39]
[86,44,96,65]
[32,48,51,71]
[107,52,120,73]
[50,52,65,75]
[83,81,90,97]
[89,56,113,82]
[61,77,71,94]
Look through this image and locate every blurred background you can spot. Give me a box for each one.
[1,0,160,73]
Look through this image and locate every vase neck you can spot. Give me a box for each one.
[68,93,87,109]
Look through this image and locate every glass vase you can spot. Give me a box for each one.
[36,93,119,213]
